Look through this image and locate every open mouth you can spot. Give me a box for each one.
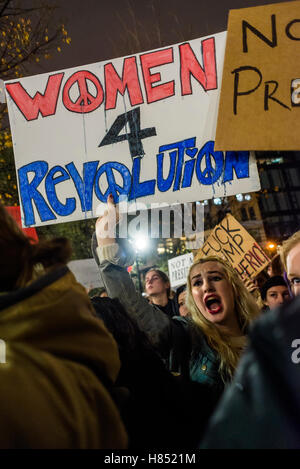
[204,296,222,314]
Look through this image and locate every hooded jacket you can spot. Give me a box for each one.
[0,265,127,449]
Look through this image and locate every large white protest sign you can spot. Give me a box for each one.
[5,31,260,227]
[168,252,194,288]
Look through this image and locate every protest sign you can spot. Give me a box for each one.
[168,252,194,288]
[196,214,270,280]
[68,258,102,290]
[185,232,204,251]
[5,31,260,228]
[5,205,38,241]
[215,0,300,151]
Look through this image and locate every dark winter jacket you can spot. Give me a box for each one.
[200,295,300,449]
[91,296,219,448]
[156,298,178,318]
[0,265,127,449]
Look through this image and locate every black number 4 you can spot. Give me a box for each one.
[99,107,156,158]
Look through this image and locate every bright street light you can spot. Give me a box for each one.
[129,233,150,294]
[266,241,277,251]
[131,233,149,252]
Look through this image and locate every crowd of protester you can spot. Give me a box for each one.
[1,195,300,448]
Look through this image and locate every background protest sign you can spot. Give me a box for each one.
[196,214,270,280]
[5,31,260,228]
[215,0,300,151]
[68,258,102,290]
[168,252,194,288]
[5,206,38,241]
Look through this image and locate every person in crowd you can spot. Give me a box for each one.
[281,230,300,297]
[0,204,127,449]
[175,284,189,317]
[91,296,217,448]
[200,285,300,449]
[93,195,260,401]
[198,230,300,448]
[260,275,291,312]
[144,268,177,317]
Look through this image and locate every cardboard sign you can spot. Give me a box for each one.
[215,0,300,151]
[196,214,270,280]
[168,252,194,288]
[68,258,102,290]
[5,31,260,227]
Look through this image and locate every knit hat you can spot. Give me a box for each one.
[260,276,288,301]
[175,284,187,304]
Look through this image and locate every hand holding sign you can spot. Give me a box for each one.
[96,194,120,247]
[243,276,259,294]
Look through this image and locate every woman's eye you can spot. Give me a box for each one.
[291,278,300,285]
[193,280,202,287]
[211,276,222,282]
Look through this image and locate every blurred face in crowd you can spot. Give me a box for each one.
[178,290,189,317]
[264,286,290,309]
[253,274,267,289]
[145,270,169,297]
[286,243,300,296]
[190,261,237,330]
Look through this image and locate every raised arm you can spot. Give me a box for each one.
[94,195,181,357]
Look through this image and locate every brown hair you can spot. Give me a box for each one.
[145,269,171,297]
[268,254,284,277]
[186,255,260,381]
[281,230,300,271]
[0,204,72,291]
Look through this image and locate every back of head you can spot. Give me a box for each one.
[90,296,214,448]
[91,296,143,356]
[0,204,72,291]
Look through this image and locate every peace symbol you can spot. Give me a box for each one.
[196,141,224,185]
[62,70,104,113]
[95,162,131,203]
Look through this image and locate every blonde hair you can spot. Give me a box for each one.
[281,230,300,271]
[186,255,260,381]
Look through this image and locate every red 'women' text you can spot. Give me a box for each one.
[5,38,217,121]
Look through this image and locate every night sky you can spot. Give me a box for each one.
[40,0,292,74]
